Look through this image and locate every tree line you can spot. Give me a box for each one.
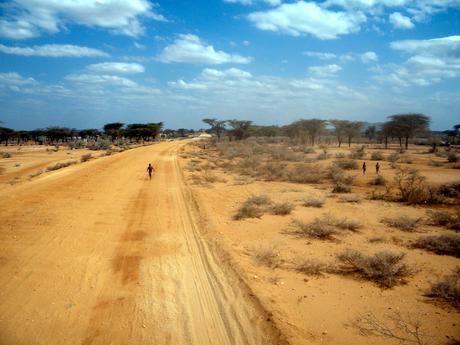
[0,122,163,146]
[202,114,459,148]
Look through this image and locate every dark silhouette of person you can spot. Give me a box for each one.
[147,163,154,180]
[362,162,367,174]
[376,162,380,174]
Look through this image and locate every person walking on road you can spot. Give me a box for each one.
[376,162,380,174]
[147,163,154,180]
[362,162,367,174]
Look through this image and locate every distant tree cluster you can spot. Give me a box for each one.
[201,113,453,147]
[0,122,163,146]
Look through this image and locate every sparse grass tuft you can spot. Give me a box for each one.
[334,217,362,231]
[438,181,460,198]
[270,202,295,215]
[381,216,421,232]
[303,197,325,208]
[246,194,272,206]
[387,152,400,163]
[413,234,460,257]
[428,268,460,308]
[2,152,12,158]
[253,244,279,268]
[286,164,325,183]
[336,249,411,288]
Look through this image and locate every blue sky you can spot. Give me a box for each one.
[0,0,459,131]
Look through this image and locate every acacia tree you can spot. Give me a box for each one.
[344,121,364,147]
[202,118,226,141]
[287,119,326,145]
[365,125,376,143]
[226,119,253,141]
[0,127,15,146]
[329,119,349,147]
[103,122,125,141]
[387,114,430,149]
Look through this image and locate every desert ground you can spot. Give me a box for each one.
[0,139,459,345]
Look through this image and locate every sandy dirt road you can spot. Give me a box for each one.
[0,141,280,345]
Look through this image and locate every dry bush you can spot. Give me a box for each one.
[367,236,387,243]
[332,182,352,193]
[303,197,325,208]
[253,244,279,268]
[354,311,429,345]
[334,159,359,170]
[387,152,400,163]
[399,155,413,164]
[294,258,333,276]
[2,152,12,158]
[336,249,411,288]
[234,203,264,220]
[427,210,460,231]
[246,194,272,206]
[80,153,92,162]
[369,175,386,186]
[427,267,460,308]
[371,151,384,160]
[381,216,421,232]
[447,152,458,163]
[233,195,272,220]
[293,219,337,240]
[349,146,366,159]
[257,162,285,181]
[270,202,295,215]
[202,172,223,183]
[413,234,460,257]
[334,217,362,231]
[335,152,346,159]
[438,181,460,199]
[29,169,44,178]
[429,160,444,167]
[286,164,325,183]
[339,194,362,203]
[316,152,328,160]
[46,160,77,171]
[329,165,354,184]
[394,167,439,204]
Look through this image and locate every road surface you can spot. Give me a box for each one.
[0,142,280,345]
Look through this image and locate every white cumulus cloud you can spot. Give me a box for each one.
[247,1,366,39]
[65,74,138,88]
[157,34,252,64]
[361,51,378,63]
[389,12,414,29]
[309,64,342,76]
[0,0,165,39]
[86,62,145,75]
[0,44,109,57]
[304,51,337,60]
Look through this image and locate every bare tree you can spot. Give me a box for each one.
[202,118,227,141]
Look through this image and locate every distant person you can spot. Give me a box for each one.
[376,162,380,174]
[362,162,367,174]
[146,163,154,180]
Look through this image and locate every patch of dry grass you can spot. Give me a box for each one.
[427,268,460,308]
[303,197,325,208]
